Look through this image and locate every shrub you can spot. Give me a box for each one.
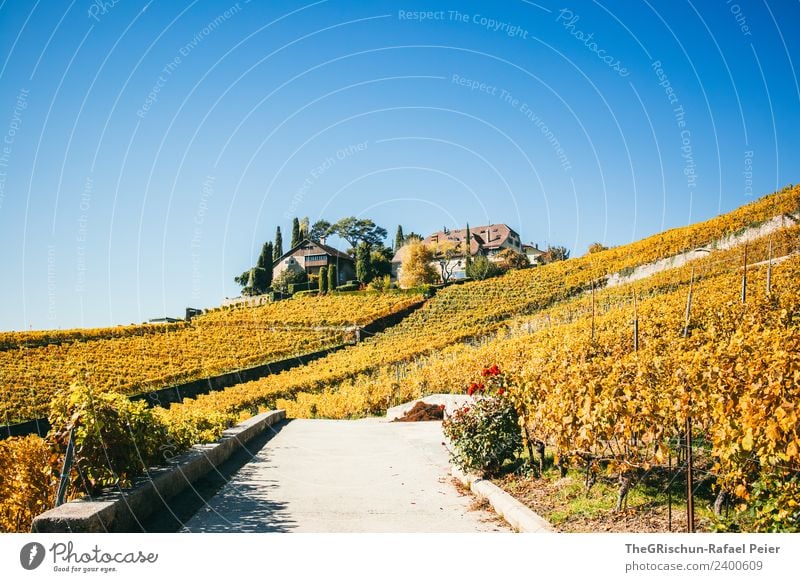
[318,266,328,293]
[336,283,360,292]
[367,274,392,292]
[328,264,337,290]
[48,377,169,494]
[0,436,56,532]
[465,255,502,280]
[155,403,234,451]
[443,366,521,477]
[443,396,522,478]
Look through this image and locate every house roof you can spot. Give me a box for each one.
[273,239,353,266]
[522,243,544,256]
[391,224,520,263]
[425,224,518,252]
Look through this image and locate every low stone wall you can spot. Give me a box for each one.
[450,465,553,533]
[31,410,286,533]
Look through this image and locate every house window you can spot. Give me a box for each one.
[306,254,327,262]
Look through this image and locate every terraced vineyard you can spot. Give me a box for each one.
[0,293,423,423]
[165,186,800,421]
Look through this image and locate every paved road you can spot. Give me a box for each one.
[180,418,508,533]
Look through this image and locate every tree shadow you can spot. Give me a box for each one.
[143,420,297,533]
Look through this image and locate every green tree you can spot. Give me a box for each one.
[328,217,387,250]
[464,223,472,270]
[328,264,338,291]
[273,226,283,259]
[300,217,310,240]
[272,269,307,294]
[371,245,393,277]
[242,267,269,295]
[256,241,273,270]
[291,217,301,248]
[466,254,502,281]
[234,269,251,287]
[236,242,273,291]
[309,220,331,243]
[356,242,374,283]
[318,266,328,293]
[394,225,404,251]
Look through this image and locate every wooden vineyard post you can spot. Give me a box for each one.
[55,429,75,507]
[741,242,748,304]
[685,407,695,533]
[633,289,639,352]
[683,267,695,338]
[668,447,673,532]
[766,236,773,296]
[591,280,596,342]
[681,265,696,531]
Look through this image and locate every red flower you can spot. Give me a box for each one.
[439,404,445,411]
[498,388,505,396]
[477,382,485,392]
[489,364,501,376]
[467,383,477,396]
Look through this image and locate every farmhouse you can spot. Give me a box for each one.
[392,223,527,281]
[522,243,545,264]
[273,239,355,284]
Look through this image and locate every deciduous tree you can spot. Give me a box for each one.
[328,217,387,250]
[399,239,438,288]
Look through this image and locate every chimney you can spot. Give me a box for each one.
[320,235,327,245]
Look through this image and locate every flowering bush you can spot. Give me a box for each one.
[443,366,522,477]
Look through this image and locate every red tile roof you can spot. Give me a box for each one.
[424,224,518,254]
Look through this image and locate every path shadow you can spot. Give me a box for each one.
[143,419,297,533]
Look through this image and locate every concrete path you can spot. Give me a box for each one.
[181,418,508,532]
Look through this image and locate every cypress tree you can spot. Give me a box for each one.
[356,242,373,283]
[319,266,328,293]
[328,264,337,291]
[256,241,274,290]
[300,217,310,240]
[291,217,301,248]
[394,225,404,251]
[256,241,272,269]
[274,226,283,260]
[464,223,472,269]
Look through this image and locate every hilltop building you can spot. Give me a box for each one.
[272,239,355,284]
[391,223,527,281]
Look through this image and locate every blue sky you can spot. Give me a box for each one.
[0,0,798,330]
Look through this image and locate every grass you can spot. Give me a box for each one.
[493,450,736,532]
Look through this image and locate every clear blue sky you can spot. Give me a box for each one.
[0,0,798,330]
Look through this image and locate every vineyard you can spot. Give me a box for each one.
[0,185,798,532]
[0,293,422,424]
[280,222,800,530]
